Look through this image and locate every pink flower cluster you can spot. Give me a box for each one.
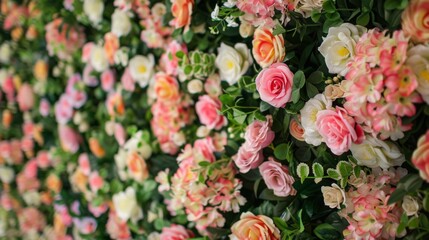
[236,0,295,27]
[340,168,407,240]
[156,137,246,235]
[344,29,422,140]
[45,18,85,60]
[159,224,194,240]
[233,116,275,173]
[55,74,87,124]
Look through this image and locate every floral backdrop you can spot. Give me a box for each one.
[1,0,429,239]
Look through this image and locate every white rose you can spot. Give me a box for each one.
[402,195,420,216]
[350,136,405,169]
[114,148,128,181]
[129,55,155,87]
[300,93,332,146]
[114,47,130,66]
[151,3,167,20]
[111,9,131,37]
[295,0,324,18]
[124,131,152,159]
[196,126,210,137]
[172,132,186,146]
[215,43,253,85]
[321,183,346,209]
[112,187,143,223]
[318,23,366,76]
[22,190,41,206]
[148,232,161,240]
[239,21,254,38]
[0,43,12,64]
[84,0,104,25]
[0,167,14,183]
[407,45,429,104]
[187,79,203,94]
[90,45,109,72]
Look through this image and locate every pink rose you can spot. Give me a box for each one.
[66,74,87,108]
[121,67,135,92]
[83,63,98,86]
[16,172,40,193]
[259,158,296,197]
[159,224,194,240]
[256,63,293,108]
[24,159,38,178]
[106,211,131,240]
[17,83,34,111]
[195,95,227,130]
[316,107,364,155]
[18,207,46,234]
[244,115,275,151]
[114,123,126,146]
[233,144,263,173]
[55,95,74,124]
[88,202,108,217]
[36,151,51,169]
[194,138,216,163]
[74,217,97,235]
[101,69,116,92]
[82,42,94,63]
[39,99,50,117]
[58,125,81,153]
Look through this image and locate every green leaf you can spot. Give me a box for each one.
[312,163,324,178]
[297,163,310,183]
[260,101,271,112]
[314,223,341,240]
[311,10,322,23]
[336,161,353,178]
[402,174,423,193]
[292,89,301,104]
[198,161,210,167]
[327,168,340,180]
[306,83,319,98]
[323,0,336,13]
[385,0,408,10]
[293,70,306,89]
[356,11,370,26]
[273,217,288,231]
[184,65,193,75]
[175,51,185,59]
[273,24,286,35]
[307,71,324,84]
[274,143,291,161]
[397,213,408,235]
[388,188,407,204]
[183,30,194,43]
[424,193,429,211]
[233,109,247,124]
[408,216,420,229]
[259,189,288,201]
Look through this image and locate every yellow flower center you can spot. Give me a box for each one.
[337,47,349,58]
[138,65,147,74]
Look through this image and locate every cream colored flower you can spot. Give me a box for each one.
[187,79,203,94]
[90,45,109,72]
[324,84,344,100]
[407,44,429,104]
[349,136,405,169]
[0,42,11,64]
[402,195,420,216]
[129,55,155,87]
[300,93,332,146]
[318,23,366,76]
[84,0,104,25]
[295,0,324,18]
[0,166,14,184]
[321,183,346,209]
[215,43,253,85]
[112,187,143,223]
[111,9,131,37]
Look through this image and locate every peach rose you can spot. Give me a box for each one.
[289,117,305,141]
[402,0,429,43]
[230,212,281,240]
[33,59,48,81]
[127,151,149,183]
[316,107,364,155]
[171,0,194,31]
[252,27,285,68]
[106,92,125,117]
[104,32,119,64]
[2,109,12,128]
[255,63,293,107]
[195,95,227,130]
[16,83,34,111]
[154,72,180,102]
[412,130,429,182]
[89,137,105,158]
[46,174,62,193]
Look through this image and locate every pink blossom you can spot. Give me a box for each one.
[232,145,263,173]
[255,63,293,108]
[74,217,97,234]
[88,202,108,217]
[196,95,226,130]
[36,151,51,169]
[2,75,15,103]
[78,153,91,176]
[58,125,81,153]
[82,42,94,63]
[316,107,364,155]
[63,0,74,10]
[159,225,194,240]
[106,210,131,240]
[16,83,35,112]
[204,74,222,97]
[101,69,116,92]
[66,74,87,108]
[83,64,99,86]
[18,207,46,234]
[194,138,216,163]
[1,193,14,210]
[45,18,85,60]
[16,172,40,193]
[39,99,50,117]
[121,68,135,92]
[244,116,275,151]
[55,95,74,124]
[20,137,34,153]
[114,123,126,146]
[23,159,38,178]
[89,171,104,192]
[259,158,296,197]
[160,40,187,76]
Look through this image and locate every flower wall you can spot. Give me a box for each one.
[1,0,429,239]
